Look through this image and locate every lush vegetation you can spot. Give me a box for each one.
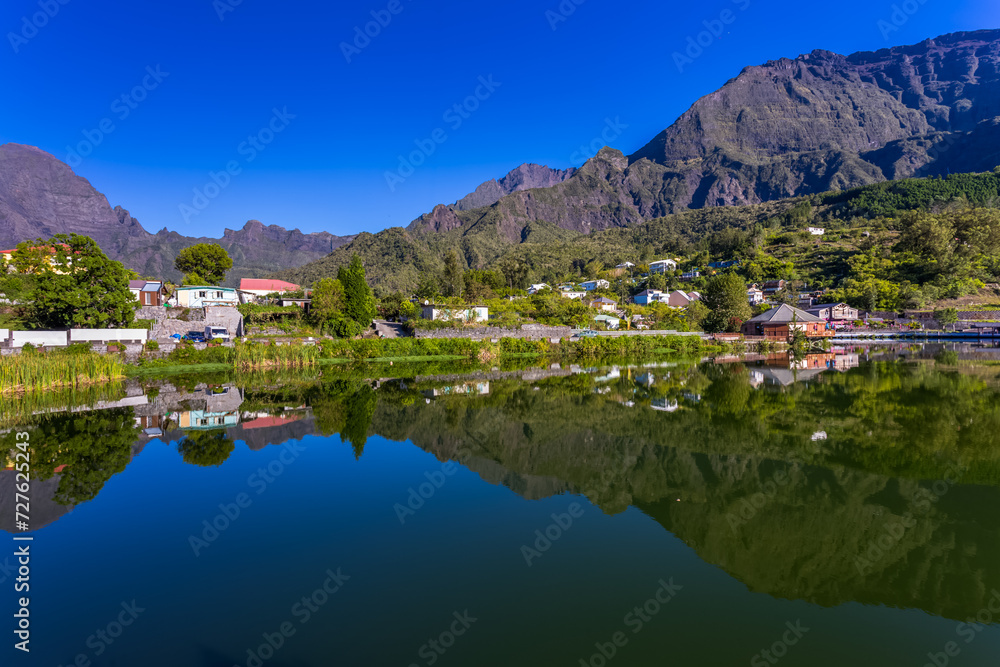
[174,243,233,285]
[276,170,1000,315]
[1,234,136,329]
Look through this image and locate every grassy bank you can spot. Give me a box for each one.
[11,335,728,387]
[0,350,126,394]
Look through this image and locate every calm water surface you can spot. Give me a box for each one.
[3,344,1000,666]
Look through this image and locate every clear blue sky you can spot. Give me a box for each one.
[1,0,997,238]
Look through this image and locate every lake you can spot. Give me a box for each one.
[3,343,1000,666]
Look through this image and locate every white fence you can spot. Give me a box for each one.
[10,331,70,348]
[3,329,149,348]
[70,329,148,344]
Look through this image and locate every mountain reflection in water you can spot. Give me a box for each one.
[3,344,1000,626]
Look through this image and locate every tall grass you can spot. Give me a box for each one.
[0,352,126,395]
[231,342,318,370]
[0,382,127,428]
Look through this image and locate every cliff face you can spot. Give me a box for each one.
[0,143,150,255]
[630,30,1000,206]
[451,163,577,212]
[0,143,353,284]
[412,30,1000,240]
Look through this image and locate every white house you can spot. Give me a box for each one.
[748,284,765,306]
[420,304,488,322]
[649,259,678,274]
[171,286,240,308]
[560,291,587,300]
[807,227,825,236]
[615,262,635,269]
[580,279,610,291]
[594,314,620,330]
[807,302,859,321]
[527,283,549,295]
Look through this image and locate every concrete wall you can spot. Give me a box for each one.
[3,329,148,348]
[414,324,571,340]
[11,330,69,347]
[70,329,148,343]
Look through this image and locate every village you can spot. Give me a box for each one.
[2,238,1000,358]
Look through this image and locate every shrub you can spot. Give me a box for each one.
[145,340,160,351]
[59,343,94,356]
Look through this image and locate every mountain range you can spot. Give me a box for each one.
[0,143,354,285]
[3,29,1000,288]
[276,29,1000,289]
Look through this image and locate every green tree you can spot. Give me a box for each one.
[685,300,709,331]
[177,430,235,467]
[311,277,345,324]
[11,408,139,505]
[174,244,233,285]
[415,273,439,301]
[702,273,751,333]
[27,234,136,329]
[934,307,959,331]
[337,253,377,327]
[442,250,465,298]
[181,272,206,286]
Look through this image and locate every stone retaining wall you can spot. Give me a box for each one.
[413,324,571,340]
[957,311,1000,320]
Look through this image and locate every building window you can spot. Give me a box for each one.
[199,291,206,298]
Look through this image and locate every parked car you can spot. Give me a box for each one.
[182,331,207,343]
[578,329,599,338]
[205,326,231,342]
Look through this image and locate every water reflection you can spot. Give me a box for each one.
[4,346,1000,624]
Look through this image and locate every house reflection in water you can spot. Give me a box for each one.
[650,398,679,412]
[137,385,246,433]
[176,410,240,430]
[751,351,863,388]
[421,382,490,398]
